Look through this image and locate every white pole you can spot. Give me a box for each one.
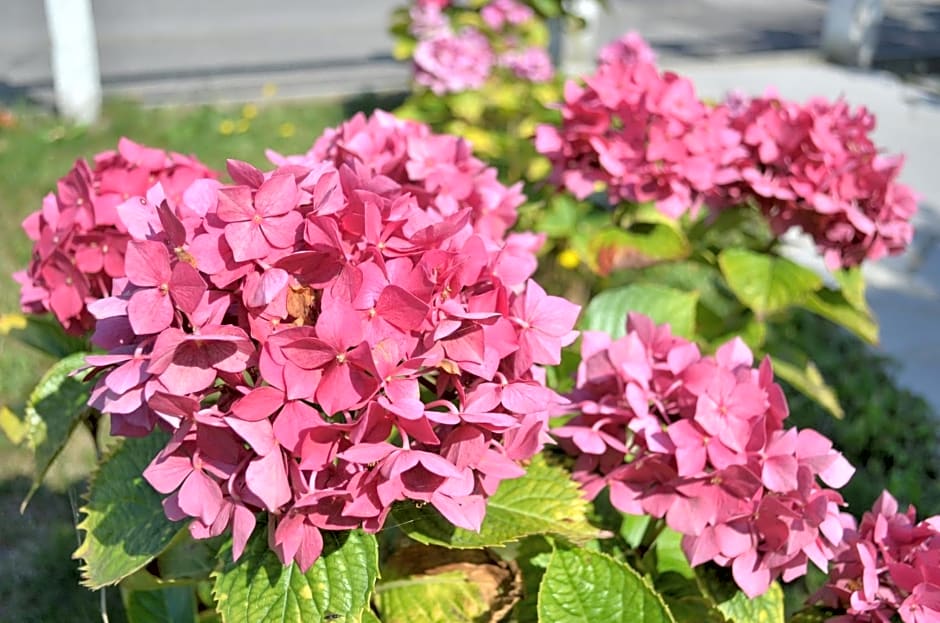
[821,0,884,68]
[562,0,602,76]
[44,0,102,124]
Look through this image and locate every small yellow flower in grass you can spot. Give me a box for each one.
[278,122,296,138]
[0,313,26,335]
[241,103,259,120]
[262,83,278,98]
[218,119,236,135]
[557,249,580,270]
[235,119,251,134]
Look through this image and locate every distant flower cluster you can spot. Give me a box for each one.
[408,0,554,94]
[716,95,917,269]
[812,492,940,622]
[536,33,917,268]
[554,313,854,597]
[81,113,578,571]
[15,139,217,332]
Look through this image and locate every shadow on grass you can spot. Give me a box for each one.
[342,91,408,118]
[0,476,126,623]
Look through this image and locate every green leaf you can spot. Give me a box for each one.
[718,249,822,316]
[124,585,198,623]
[715,582,784,623]
[833,267,867,311]
[212,529,378,623]
[4,313,88,357]
[619,514,652,549]
[581,284,699,340]
[74,431,183,589]
[651,528,694,580]
[772,358,844,419]
[159,533,225,582]
[373,545,519,623]
[375,570,485,623]
[538,548,676,623]
[801,288,878,344]
[21,352,92,509]
[393,454,597,548]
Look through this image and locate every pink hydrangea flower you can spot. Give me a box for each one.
[536,34,743,218]
[268,110,525,243]
[83,117,578,573]
[712,94,917,269]
[413,27,495,94]
[554,313,854,597]
[500,47,554,82]
[481,0,534,30]
[811,491,940,622]
[598,31,657,66]
[15,138,217,332]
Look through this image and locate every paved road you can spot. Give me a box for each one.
[2,1,938,104]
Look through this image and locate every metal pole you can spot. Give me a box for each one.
[43,0,102,124]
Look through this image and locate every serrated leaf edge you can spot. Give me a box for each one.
[72,435,184,589]
[537,547,678,623]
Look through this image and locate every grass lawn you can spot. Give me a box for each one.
[0,92,400,623]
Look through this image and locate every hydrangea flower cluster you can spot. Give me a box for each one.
[15,139,216,332]
[714,94,918,269]
[536,33,917,267]
[268,110,526,243]
[554,313,855,597]
[811,492,940,622]
[84,113,580,572]
[535,32,743,219]
[408,0,554,94]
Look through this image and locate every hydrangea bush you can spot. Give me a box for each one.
[3,9,932,623]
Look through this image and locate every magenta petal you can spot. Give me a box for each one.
[731,550,772,598]
[430,492,485,531]
[232,386,284,421]
[295,523,324,572]
[125,241,171,288]
[225,416,277,455]
[260,211,303,249]
[128,288,174,335]
[273,401,319,453]
[226,160,264,187]
[376,286,429,331]
[177,469,223,525]
[245,450,291,513]
[169,262,207,314]
[216,186,255,222]
[159,362,217,395]
[254,174,298,217]
[231,505,257,561]
[224,221,270,262]
[144,452,192,494]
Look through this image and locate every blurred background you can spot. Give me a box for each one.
[0,2,937,621]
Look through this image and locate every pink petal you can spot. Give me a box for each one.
[169,262,207,314]
[232,386,284,421]
[245,450,291,513]
[254,174,298,217]
[127,288,174,335]
[178,469,223,525]
[224,221,271,262]
[125,241,171,288]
